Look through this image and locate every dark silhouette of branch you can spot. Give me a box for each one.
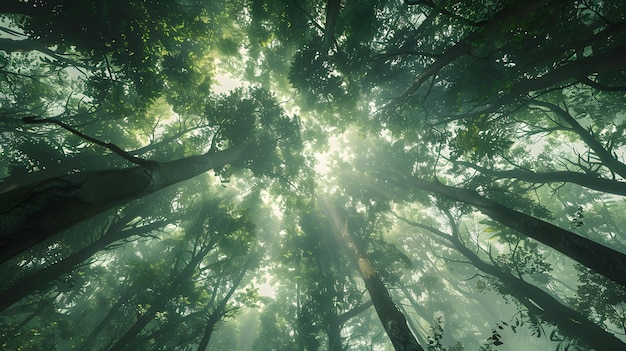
[21,116,152,166]
[578,76,626,91]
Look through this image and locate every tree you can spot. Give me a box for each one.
[0,203,170,312]
[0,87,302,262]
[395,173,626,288]
[322,196,424,351]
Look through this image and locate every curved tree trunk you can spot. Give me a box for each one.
[399,0,548,100]
[454,161,626,196]
[0,143,247,263]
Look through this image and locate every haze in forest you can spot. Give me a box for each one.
[1,1,626,351]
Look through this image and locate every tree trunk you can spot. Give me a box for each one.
[323,0,342,49]
[197,253,256,351]
[451,42,626,120]
[80,287,137,350]
[401,215,626,351]
[322,198,424,351]
[0,219,166,312]
[327,301,373,351]
[0,1,38,16]
[531,100,626,179]
[108,305,160,351]
[399,175,626,288]
[109,247,211,350]
[0,143,247,263]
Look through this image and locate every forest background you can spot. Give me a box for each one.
[1,1,626,350]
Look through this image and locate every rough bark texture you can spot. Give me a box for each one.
[401,175,626,288]
[322,198,424,351]
[0,144,246,263]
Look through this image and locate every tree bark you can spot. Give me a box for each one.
[322,197,424,351]
[397,175,626,288]
[327,300,373,351]
[0,143,248,263]
[323,0,342,49]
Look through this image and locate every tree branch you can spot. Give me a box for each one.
[21,116,152,166]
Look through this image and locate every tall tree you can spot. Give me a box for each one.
[322,197,424,351]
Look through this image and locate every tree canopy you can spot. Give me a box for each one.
[1,1,626,350]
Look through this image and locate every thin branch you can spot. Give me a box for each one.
[21,116,152,166]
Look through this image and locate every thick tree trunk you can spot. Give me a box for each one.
[0,143,247,263]
[399,175,626,288]
[452,42,626,120]
[322,198,424,351]
[327,320,342,351]
[401,215,626,351]
[323,0,341,49]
